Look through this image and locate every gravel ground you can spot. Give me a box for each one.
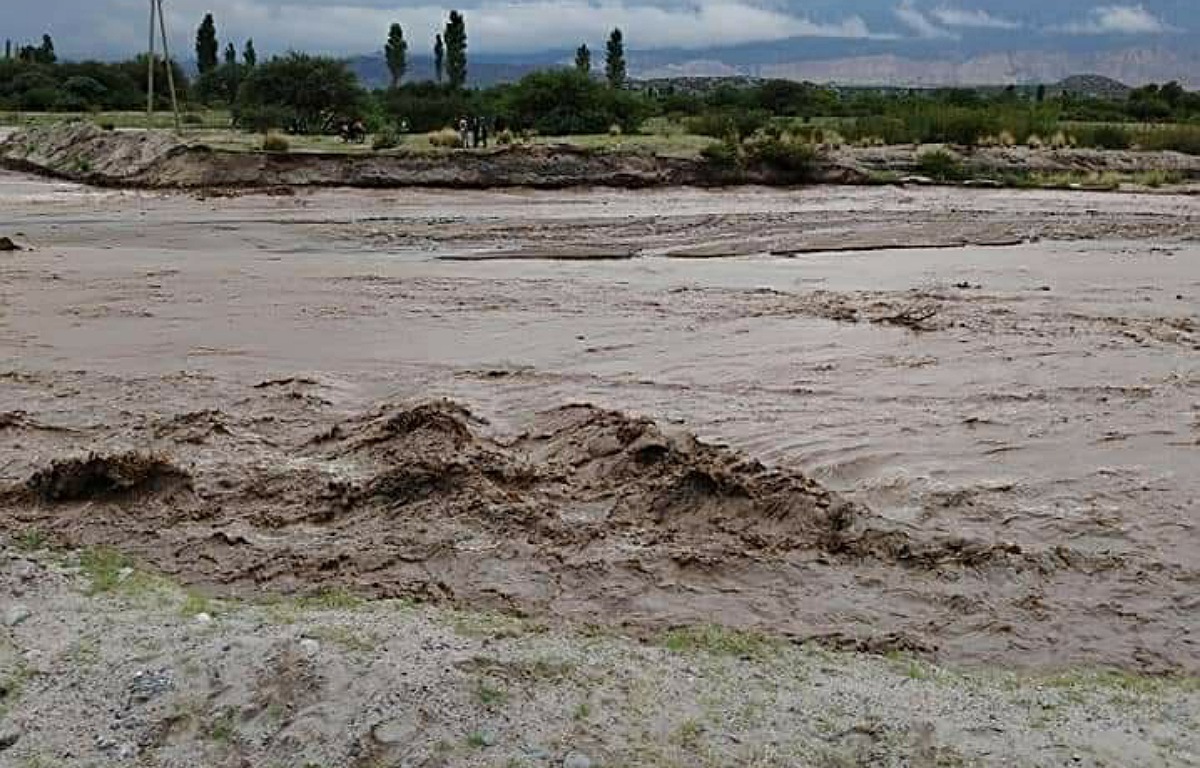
[2,538,1197,768]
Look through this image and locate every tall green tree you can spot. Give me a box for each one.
[243,39,257,67]
[575,44,591,74]
[224,42,237,66]
[433,34,445,83]
[195,14,219,74]
[39,34,56,65]
[385,23,408,88]
[605,28,626,88]
[443,11,467,89]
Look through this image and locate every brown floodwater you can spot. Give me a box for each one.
[1,171,1197,671]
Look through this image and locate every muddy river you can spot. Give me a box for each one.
[1,172,1197,672]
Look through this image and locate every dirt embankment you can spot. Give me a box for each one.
[3,121,1198,190]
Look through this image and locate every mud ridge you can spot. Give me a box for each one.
[1,399,1161,669]
[19,451,191,504]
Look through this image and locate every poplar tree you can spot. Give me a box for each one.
[605,28,626,88]
[385,24,408,88]
[444,11,467,89]
[196,14,219,73]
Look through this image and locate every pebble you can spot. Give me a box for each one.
[299,638,321,657]
[0,723,21,751]
[371,719,418,745]
[563,752,594,768]
[193,612,213,625]
[3,605,31,627]
[10,560,37,582]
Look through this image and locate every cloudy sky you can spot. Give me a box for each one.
[1,0,1191,58]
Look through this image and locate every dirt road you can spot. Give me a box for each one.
[2,173,1198,676]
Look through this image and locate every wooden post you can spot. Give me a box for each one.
[147,0,156,116]
[156,0,182,132]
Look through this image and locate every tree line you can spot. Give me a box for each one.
[2,23,1197,156]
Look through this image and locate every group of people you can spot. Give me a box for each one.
[457,116,491,148]
[333,115,494,148]
[338,119,367,143]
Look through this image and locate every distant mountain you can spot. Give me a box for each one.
[348,41,1196,91]
[633,45,1198,88]
[347,54,561,89]
[1051,75,1133,99]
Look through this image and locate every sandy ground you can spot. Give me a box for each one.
[1,171,1198,765]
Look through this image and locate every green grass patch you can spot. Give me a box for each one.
[475,681,508,708]
[0,110,232,130]
[295,587,365,611]
[447,610,546,640]
[885,650,934,682]
[305,625,380,654]
[14,528,48,552]
[660,624,785,659]
[79,547,135,594]
[1039,668,1200,697]
[179,590,214,618]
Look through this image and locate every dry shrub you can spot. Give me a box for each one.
[428,128,463,149]
[1049,131,1072,149]
[262,132,290,152]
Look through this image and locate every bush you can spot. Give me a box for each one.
[262,132,290,152]
[380,81,475,134]
[685,109,770,140]
[428,127,462,148]
[183,113,204,126]
[1135,125,1200,155]
[744,135,820,180]
[1073,124,1132,150]
[496,128,516,146]
[916,149,964,181]
[499,69,650,136]
[700,139,740,171]
[372,128,401,150]
[234,52,363,134]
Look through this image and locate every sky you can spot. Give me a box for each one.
[1,0,1192,59]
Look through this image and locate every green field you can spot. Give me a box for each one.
[0,111,719,158]
[0,109,233,130]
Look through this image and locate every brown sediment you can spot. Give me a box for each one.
[1,171,1197,673]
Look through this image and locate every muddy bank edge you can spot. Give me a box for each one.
[3,121,1199,190]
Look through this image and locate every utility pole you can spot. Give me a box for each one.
[147,0,156,116]
[156,0,181,131]
[146,0,181,131]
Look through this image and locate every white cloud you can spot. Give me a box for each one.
[930,7,1021,30]
[894,1,958,39]
[106,0,887,56]
[1057,4,1170,35]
